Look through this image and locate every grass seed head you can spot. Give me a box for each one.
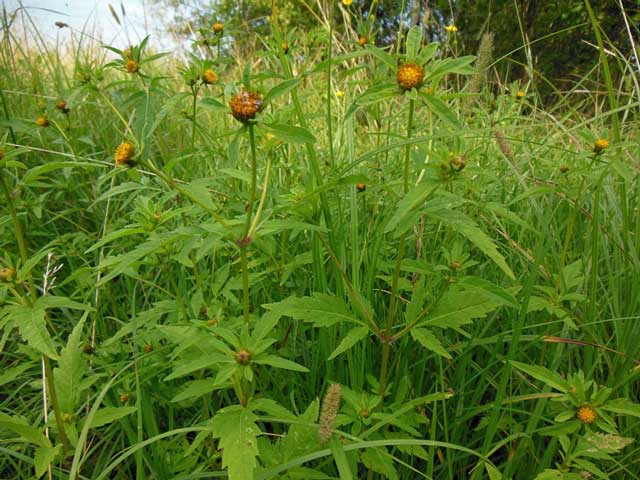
[230,90,263,123]
[397,62,424,91]
[319,383,341,443]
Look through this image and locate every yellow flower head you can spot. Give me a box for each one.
[445,24,458,33]
[114,141,135,167]
[230,90,263,123]
[213,22,224,34]
[126,60,139,74]
[593,138,609,153]
[0,267,17,282]
[281,42,289,53]
[342,0,353,5]
[202,69,217,85]
[577,406,597,424]
[335,90,345,98]
[397,62,424,91]
[36,116,49,127]
[516,90,525,99]
[358,35,368,47]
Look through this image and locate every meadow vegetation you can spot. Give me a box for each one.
[1,1,639,478]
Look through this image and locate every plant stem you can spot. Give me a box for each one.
[191,89,198,151]
[378,99,415,396]
[240,124,258,322]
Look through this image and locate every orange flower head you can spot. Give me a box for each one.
[358,35,368,47]
[230,90,263,123]
[397,62,424,90]
[36,116,49,127]
[114,141,135,167]
[55,100,69,113]
[577,406,597,424]
[356,183,366,192]
[126,60,139,73]
[202,69,217,85]
[213,22,224,34]
[593,138,609,153]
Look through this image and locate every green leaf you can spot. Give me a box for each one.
[254,354,309,372]
[385,183,439,236]
[264,294,365,328]
[212,405,260,480]
[405,26,422,61]
[422,95,461,129]
[281,399,320,461]
[164,354,230,381]
[261,123,315,144]
[171,379,222,403]
[329,436,354,480]
[364,45,396,69]
[0,412,51,447]
[418,287,505,331]
[6,304,59,359]
[510,361,569,393]
[328,326,369,360]
[484,462,503,480]
[410,328,451,359]
[263,79,301,104]
[360,447,397,480]
[345,82,397,118]
[601,398,640,418]
[427,208,514,279]
[54,313,88,413]
[425,56,475,81]
[34,444,62,478]
[251,398,297,421]
[23,161,100,184]
[88,407,137,428]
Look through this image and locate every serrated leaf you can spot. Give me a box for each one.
[510,361,569,393]
[427,208,514,279]
[54,313,88,413]
[34,444,62,478]
[328,326,369,360]
[261,123,315,144]
[411,328,451,358]
[360,447,398,480]
[405,26,422,61]
[281,399,320,461]
[0,412,51,447]
[212,405,260,480]
[418,287,505,331]
[264,294,365,328]
[7,304,59,359]
[87,407,137,428]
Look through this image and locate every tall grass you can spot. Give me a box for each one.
[1,2,639,479]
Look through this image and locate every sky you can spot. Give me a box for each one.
[3,0,177,50]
